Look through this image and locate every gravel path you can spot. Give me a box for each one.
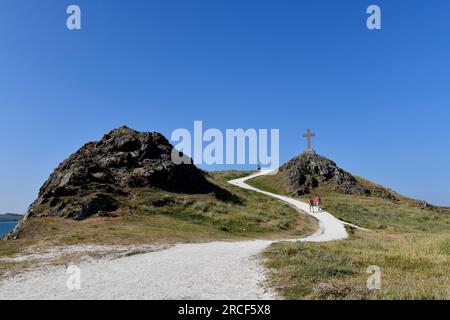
[0,240,274,300]
[0,170,355,300]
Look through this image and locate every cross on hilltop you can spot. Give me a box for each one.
[302,129,316,153]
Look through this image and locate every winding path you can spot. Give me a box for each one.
[0,170,356,300]
[229,170,354,242]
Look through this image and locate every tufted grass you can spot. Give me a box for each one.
[248,174,450,300]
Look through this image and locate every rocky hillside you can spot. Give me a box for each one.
[251,151,448,211]
[278,151,368,196]
[7,127,237,240]
[274,152,422,202]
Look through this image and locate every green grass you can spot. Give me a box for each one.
[246,172,290,195]
[248,174,450,300]
[263,232,449,300]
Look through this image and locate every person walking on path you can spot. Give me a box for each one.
[308,196,314,213]
[316,195,322,212]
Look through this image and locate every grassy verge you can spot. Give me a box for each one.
[248,174,450,300]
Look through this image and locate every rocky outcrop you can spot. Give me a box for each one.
[7,126,238,240]
[412,200,449,214]
[279,151,368,196]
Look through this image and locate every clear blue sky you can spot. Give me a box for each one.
[1,0,449,213]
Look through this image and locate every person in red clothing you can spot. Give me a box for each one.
[316,195,322,212]
[308,196,314,212]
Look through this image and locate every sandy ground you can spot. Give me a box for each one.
[0,170,356,300]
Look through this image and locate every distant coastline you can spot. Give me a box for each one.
[0,213,23,222]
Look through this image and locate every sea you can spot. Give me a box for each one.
[0,222,17,237]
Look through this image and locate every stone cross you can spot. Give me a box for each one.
[302,129,316,151]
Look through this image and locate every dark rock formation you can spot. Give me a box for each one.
[279,151,368,196]
[7,126,238,239]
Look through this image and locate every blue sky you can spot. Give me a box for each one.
[1,0,449,213]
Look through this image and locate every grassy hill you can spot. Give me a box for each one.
[247,174,450,299]
[9,171,317,245]
[0,171,317,278]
